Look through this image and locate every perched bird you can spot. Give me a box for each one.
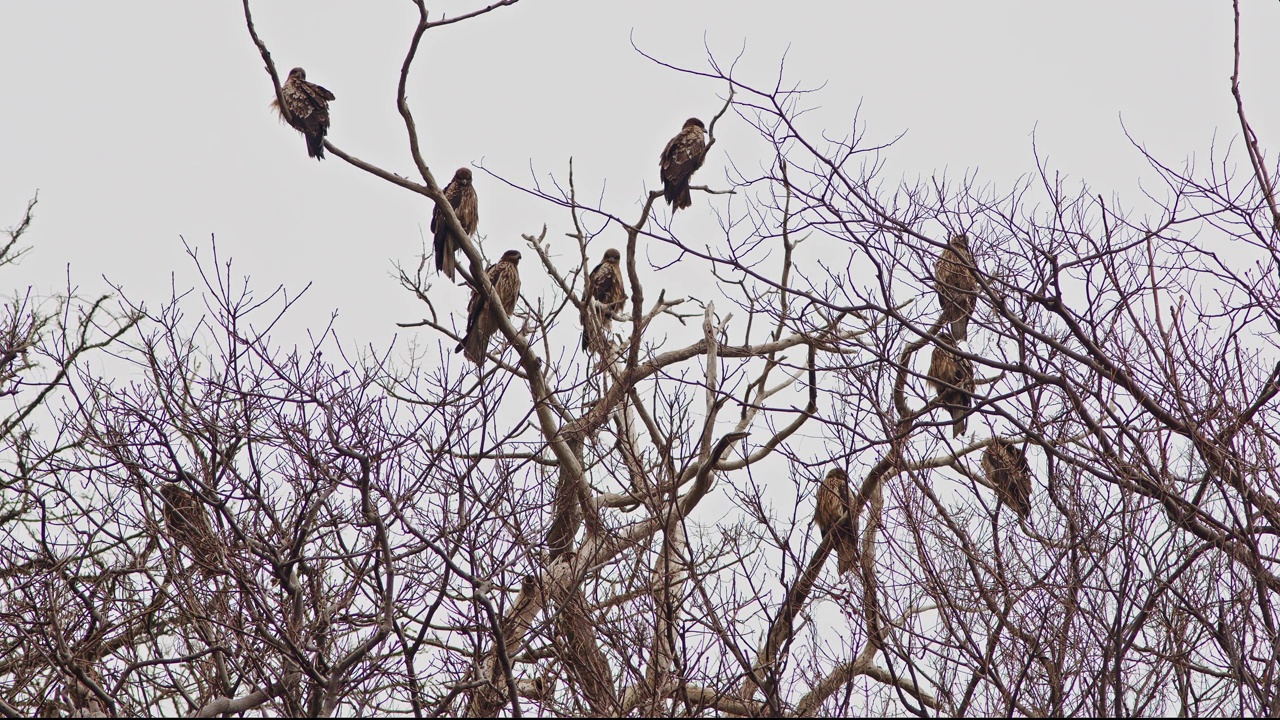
[432,168,481,282]
[271,67,335,160]
[935,233,979,341]
[581,248,628,351]
[159,471,224,572]
[814,467,857,575]
[982,439,1033,521]
[926,331,975,437]
[659,118,708,211]
[502,575,540,638]
[456,250,522,364]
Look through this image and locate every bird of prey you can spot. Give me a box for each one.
[581,248,627,351]
[659,118,708,211]
[935,233,979,341]
[926,331,975,437]
[982,439,1033,521]
[271,67,335,160]
[159,471,224,572]
[432,168,481,282]
[501,575,540,639]
[814,467,857,575]
[456,250,522,364]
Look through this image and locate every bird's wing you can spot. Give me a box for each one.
[458,186,479,235]
[659,133,683,178]
[431,182,459,234]
[607,264,627,304]
[464,267,492,332]
[497,263,521,314]
[302,80,335,105]
[587,262,607,300]
[662,129,706,182]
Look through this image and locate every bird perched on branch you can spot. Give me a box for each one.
[432,168,480,282]
[814,467,857,575]
[582,248,627,352]
[271,67,335,160]
[982,439,1033,521]
[659,118,707,211]
[159,470,224,573]
[927,331,975,437]
[457,250,522,364]
[935,233,979,341]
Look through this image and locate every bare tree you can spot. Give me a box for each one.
[0,195,139,718]
[2,1,1279,717]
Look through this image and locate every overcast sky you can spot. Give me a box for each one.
[2,0,1278,358]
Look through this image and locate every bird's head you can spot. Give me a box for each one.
[826,467,849,482]
[288,67,306,81]
[603,248,621,264]
[454,167,473,186]
[951,232,969,248]
[502,250,522,264]
[685,117,706,131]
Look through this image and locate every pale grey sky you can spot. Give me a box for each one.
[2,0,1277,354]
[3,6,1278,710]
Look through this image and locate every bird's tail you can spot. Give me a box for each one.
[950,407,968,437]
[676,185,692,210]
[306,131,326,160]
[582,312,612,352]
[835,535,857,575]
[1010,485,1032,522]
[437,236,457,282]
[665,181,693,210]
[951,315,970,342]
[462,330,487,365]
[664,182,679,206]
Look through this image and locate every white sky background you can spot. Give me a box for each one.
[4,0,1277,360]
[2,1,1279,708]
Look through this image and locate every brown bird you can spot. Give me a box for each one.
[271,67,335,160]
[501,575,540,639]
[982,439,1033,521]
[659,118,708,211]
[581,248,628,351]
[159,471,224,572]
[432,168,481,282]
[935,233,979,341]
[814,467,857,575]
[456,250,522,364]
[926,331,975,437]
